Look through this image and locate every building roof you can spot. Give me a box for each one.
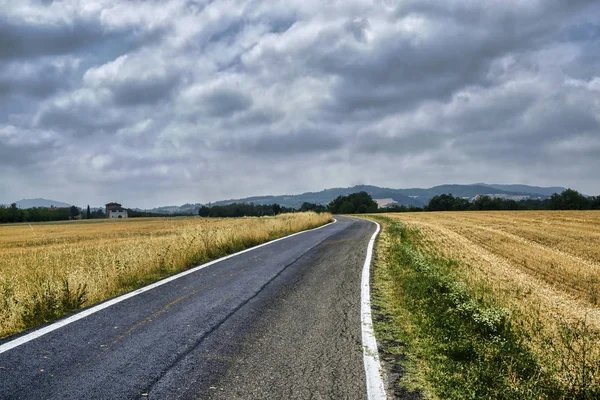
[105,202,122,207]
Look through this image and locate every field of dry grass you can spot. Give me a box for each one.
[0,213,332,338]
[378,210,600,396]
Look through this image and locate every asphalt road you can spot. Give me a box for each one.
[0,216,377,400]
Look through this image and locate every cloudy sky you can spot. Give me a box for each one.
[1,0,599,208]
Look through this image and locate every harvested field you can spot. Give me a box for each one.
[387,211,600,313]
[0,213,332,338]
[375,211,600,397]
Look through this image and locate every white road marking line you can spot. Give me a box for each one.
[360,219,387,399]
[0,218,337,355]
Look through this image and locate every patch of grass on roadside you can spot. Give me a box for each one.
[20,279,87,327]
[370,217,573,399]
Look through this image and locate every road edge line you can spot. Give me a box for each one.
[0,218,337,355]
[361,219,387,399]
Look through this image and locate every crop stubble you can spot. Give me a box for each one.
[383,210,600,391]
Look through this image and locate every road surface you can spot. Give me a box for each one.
[0,216,378,399]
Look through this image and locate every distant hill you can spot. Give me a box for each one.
[135,203,203,215]
[394,184,558,205]
[212,185,422,208]
[474,184,566,197]
[208,183,561,209]
[12,184,564,214]
[14,198,73,209]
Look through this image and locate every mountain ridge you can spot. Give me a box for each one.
[13,198,73,209]
[9,184,568,213]
[474,183,568,197]
[209,183,566,209]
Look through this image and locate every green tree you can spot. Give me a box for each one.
[69,206,80,219]
[452,197,471,211]
[90,209,105,219]
[197,203,294,218]
[472,195,500,210]
[7,203,25,223]
[590,196,600,210]
[86,205,91,219]
[328,191,377,214]
[299,202,327,213]
[547,189,590,210]
[339,201,356,214]
[426,194,456,211]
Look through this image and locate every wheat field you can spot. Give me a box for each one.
[0,213,332,338]
[381,211,600,392]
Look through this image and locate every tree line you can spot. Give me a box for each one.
[0,204,107,224]
[3,188,597,224]
[196,194,371,218]
[198,203,294,218]
[197,188,600,218]
[126,209,185,218]
[318,189,600,215]
[196,201,331,218]
[327,192,378,214]
[423,189,600,212]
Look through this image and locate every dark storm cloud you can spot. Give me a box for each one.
[218,128,345,155]
[393,0,596,25]
[314,3,579,117]
[564,37,600,80]
[0,141,51,167]
[111,75,181,106]
[231,108,284,127]
[0,76,59,99]
[0,60,77,98]
[344,18,370,42]
[0,127,59,167]
[353,131,444,156]
[1,0,600,207]
[0,17,106,61]
[201,88,253,117]
[35,104,125,135]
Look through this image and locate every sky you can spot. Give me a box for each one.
[1,0,599,208]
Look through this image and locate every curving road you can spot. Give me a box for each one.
[0,216,378,400]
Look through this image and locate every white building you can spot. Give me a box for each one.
[105,202,128,219]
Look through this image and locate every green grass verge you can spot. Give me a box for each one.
[369,216,588,399]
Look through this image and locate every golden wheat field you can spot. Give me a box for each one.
[0,213,332,338]
[381,210,600,390]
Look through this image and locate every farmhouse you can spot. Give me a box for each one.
[105,202,128,219]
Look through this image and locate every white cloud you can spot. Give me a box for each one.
[0,0,599,207]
